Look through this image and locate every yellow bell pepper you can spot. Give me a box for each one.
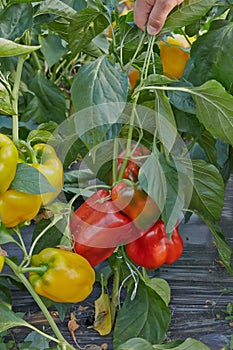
[158,34,190,79]
[29,248,95,303]
[0,133,18,194]
[32,144,64,205]
[0,189,41,228]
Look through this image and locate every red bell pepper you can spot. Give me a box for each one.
[125,220,183,270]
[111,181,160,231]
[117,145,151,182]
[70,189,138,267]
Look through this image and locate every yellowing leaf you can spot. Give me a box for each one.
[93,291,112,336]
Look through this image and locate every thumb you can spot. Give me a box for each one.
[147,0,184,35]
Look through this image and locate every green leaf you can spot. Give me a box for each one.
[0,223,16,245]
[116,337,154,350]
[145,74,175,86]
[113,280,171,347]
[139,152,192,233]
[196,130,218,167]
[21,71,66,124]
[186,21,233,93]
[52,302,71,322]
[153,90,177,153]
[39,34,68,68]
[0,3,33,41]
[153,337,211,349]
[182,159,224,221]
[139,152,167,216]
[0,302,36,332]
[161,0,216,34]
[69,56,127,154]
[160,154,190,233]
[145,278,170,306]
[10,163,57,194]
[71,55,128,112]
[26,129,55,145]
[191,80,233,146]
[23,331,51,349]
[116,22,145,65]
[31,218,64,254]
[47,19,70,42]
[0,82,15,115]
[173,107,203,136]
[0,278,12,309]
[34,0,76,19]
[167,83,196,115]
[64,168,95,193]
[69,7,109,56]
[0,38,40,57]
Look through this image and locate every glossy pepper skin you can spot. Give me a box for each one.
[0,133,18,194]
[158,34,190,79]
[125,220,183,270]
[29,248,95,303]
[70,189,138,267]
[0,256,4,272]
[117,145,151,182]
[32,144,64,205]
[0,189,41,228]
[111,181,160,231]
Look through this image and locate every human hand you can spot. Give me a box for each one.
[134,0,184,35]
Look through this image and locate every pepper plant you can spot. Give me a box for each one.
[0,0,233,349]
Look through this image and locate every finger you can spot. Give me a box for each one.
[134,0,155,30]
[147,0,184,35]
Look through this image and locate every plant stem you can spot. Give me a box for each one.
[110,263,120,326]
[32,51,42,71]
[27,215,62,259]
[13,227,29,263]
[129,30,147,67]
[118,95,139,181]
[112,137,119,185]
[5,257,76,350]
[12,55,25,143]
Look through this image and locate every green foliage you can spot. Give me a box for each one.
[0,0,233,348]
[21,72,66,124]
[10,164,57,194]
[113,279,171,347]
[185,20,233,93]
[31,217,66,254]
[116,337,211,349]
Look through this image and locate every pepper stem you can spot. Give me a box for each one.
[21,265,48,274]
[12,55,25,143]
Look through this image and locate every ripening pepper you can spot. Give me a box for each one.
[125,220,183,270]
[158,34,190,79]
[32,144,64,205]
[111,181,160,231]
[0,133,18,194]
[0,189,41,227]
[70,189,138,267]
[117,145,151,182]
[29,248,95,303]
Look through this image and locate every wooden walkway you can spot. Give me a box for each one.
[6,177,233,349]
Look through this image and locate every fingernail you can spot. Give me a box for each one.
[147,25,158,36]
